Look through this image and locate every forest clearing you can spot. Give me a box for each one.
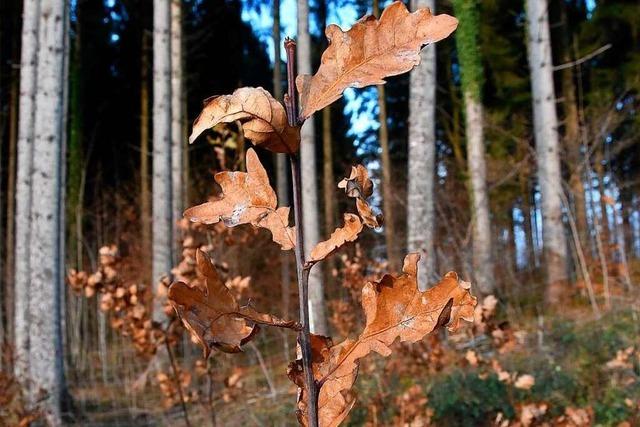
[0,0,639,426]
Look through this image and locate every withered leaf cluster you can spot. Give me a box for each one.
[288,254,476,426]
[168,250,298,357]
[338,165,382,228]
[296,1,458,119]
[307,164,382,266]
[188,2,457,155]
[309,213,363,264]
[176,2,464,425]
[67,245,178,356]
[190,87,300,153]
[184,148,296,250]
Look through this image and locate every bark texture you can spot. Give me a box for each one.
[463,94,493,293]
[171,0,183,257]
[28,0,68,422]
[526,0,569,302]
[4,44,19,345]
[408,0,437,290]
[297,0,328,335]
[14,0,41,381]
[153,0,173,320]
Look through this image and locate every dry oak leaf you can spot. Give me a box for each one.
[189,87,300,153]
[289,253,476,426]
[184,148,296,250]
[309,214,363,263]
[338,165,382,228]
[168,250,298,357]
[296,1,458,119]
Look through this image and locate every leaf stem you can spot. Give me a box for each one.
[285,37,319,427]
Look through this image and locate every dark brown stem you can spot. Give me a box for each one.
[290,155,319,427]
[285,37,319,427]
[284,37,298,126]
[165,338,192,427]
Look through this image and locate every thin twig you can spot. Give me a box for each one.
[249,341,277,399]
[285,37,320,427]
[290,154,320,427]
[165,338,192,427]
[558,187,601,318]
[553,44,611,71]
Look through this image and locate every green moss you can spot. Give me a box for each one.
[452,0,484,101]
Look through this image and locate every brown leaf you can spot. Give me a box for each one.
[184,148,296,250]
[190,87,300,153]
[290,253,476,426]
[309,214,363,263]
[338,165,382,228]
[296,2,458,119]
[168,250,298,357]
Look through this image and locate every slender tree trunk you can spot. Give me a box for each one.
[453,0,493,294]
[68,1,83,269]
[408,0,437,290]
[519,170,535,269]
[273,0,291,349]
[318,0,335,237]
[14,0,41,381]
[0,5,4,346]
[28,0,68,422]
[59,1,70,394]
[171,0,183,258]
[141,27,151,281]
[594,153,611,248]
[526,0,569,303]
[322,106,336,235]
[152,0,173,320]
[558,6,587,257]
[297,0,328,335]
[372,0,400,271]
[560,37,587,253]
[463,94,493,293]
[4,39,19,347]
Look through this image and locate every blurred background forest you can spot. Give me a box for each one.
[0,0,639,425]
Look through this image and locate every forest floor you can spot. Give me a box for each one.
[64,281,640,427]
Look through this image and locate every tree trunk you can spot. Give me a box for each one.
[463,94,493,293]
[14,0,41,381]
[141,25,151,282]
[28,0,68,422]
[526,0,569,303]
[452,0,493,294]
[408,0,437,290]
[297,0,328,335]
[518,168,536,269]
[68,1,83,269]
[372,0,400,272]
[4,37,19,348]
[171,0,183,259]
[152,0,173,320]
[273,0,291,344]
[322,106,335,236]
[559,6,587,253]
[318,0,335,238]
